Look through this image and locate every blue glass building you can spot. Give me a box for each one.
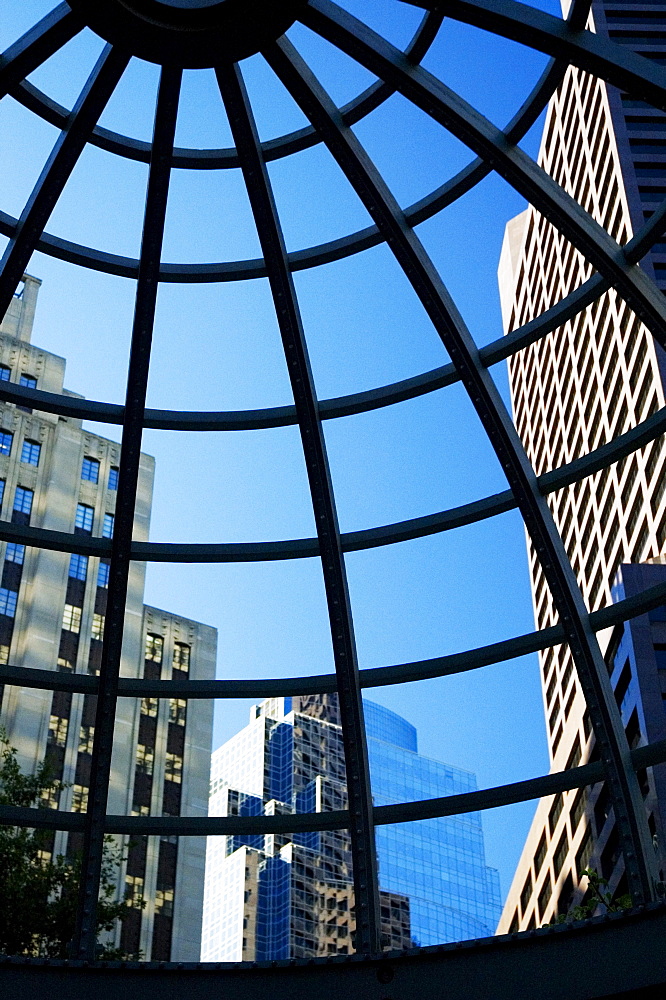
[201,695,501,960]
[364,701,501,944]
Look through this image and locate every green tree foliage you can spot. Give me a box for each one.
[0,729,140,958]
[551,868,632,925]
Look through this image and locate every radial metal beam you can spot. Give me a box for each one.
[266,31,660,905]
[0,45,129,319]
[71,65,182,962]
[0,391,663,561]
[0,3,83,99]
[302,1,666,355]
[215,60,382,956]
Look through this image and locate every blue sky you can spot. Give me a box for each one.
[1,0,563,901]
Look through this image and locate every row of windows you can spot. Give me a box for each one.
[68,553,110,588]
[0,431,41,466]
[75,502,114,537]
[81,456,118,490]
[0,367,37,390]
[145,634,191,672]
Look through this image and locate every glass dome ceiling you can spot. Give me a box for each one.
[1,0,666,972]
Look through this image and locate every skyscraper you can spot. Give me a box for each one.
[201,694,500,961]
[0,277,217,960]
[496,0,666,931]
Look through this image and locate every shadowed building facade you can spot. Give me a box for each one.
[496,0,666,931]
[201,694,500,960]
[0,278,217,960]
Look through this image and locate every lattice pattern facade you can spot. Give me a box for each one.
[497,0,666,932]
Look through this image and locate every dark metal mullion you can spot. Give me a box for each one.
[0,3,83,99]
[215,61,381,957]
[72,65,182,962]
[0,45,129,320]
[266,35,659,906]
[302,0,666,350]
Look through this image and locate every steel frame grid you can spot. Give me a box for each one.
[0,0,665,966]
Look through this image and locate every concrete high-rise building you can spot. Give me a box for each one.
[0,277,217,960]
[201,694,501,961]
[496,0,666,931]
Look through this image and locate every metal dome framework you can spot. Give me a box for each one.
[0,0,666,983]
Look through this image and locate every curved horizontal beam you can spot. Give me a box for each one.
[0,399,661,563]
[401,0,666,110]
[0,28,574,284]
[2,739,664,836]
[0,167,663,418]
[4,11,441,170]
[302,0,666,355]
[2,572,665,704]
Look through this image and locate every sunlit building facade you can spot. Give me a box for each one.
[201,694,500,960]
[0,278,217,960]
[496,0,666,931]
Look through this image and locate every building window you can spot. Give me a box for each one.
[71,784,88,812]
[0,479,5,508]
[0,431,13,456]
[169,698,186,726]
[554,831,569,879]
[79,725,94,755]
[48,715,68,748]
[102,513,114,538]
[81,456,100,483]
[165,752,183,783]
[155,887,174,918]
[62,603,82,633]
[145,634,163,663]
[68,553,88,581]
[141,697,158,718]
[549,794,564,835]
[21,439,41,466]
[97,560,110,588]
[5,543,24,565]
[91,613,105,641]
[173,642,190,674]
[108,467,119,491]
[0,366,10,382]
[75,503,94,534]
[13,486,33,516]
[520,872,533,915]
[18,375,37,413]
[125,875,145,909]
[0,588,18,618]
[538,876,552,920]
[136,743,154,775]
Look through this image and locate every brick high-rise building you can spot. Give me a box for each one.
[0,277,217,960]
[496,0,666,931]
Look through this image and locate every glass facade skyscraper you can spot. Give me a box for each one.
[201,695,500,960]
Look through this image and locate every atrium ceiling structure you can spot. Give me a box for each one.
[1,0,666,996]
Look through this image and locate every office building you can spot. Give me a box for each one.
[0,277,217,960]
[201,694,501,960]
[496,0,666,930]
